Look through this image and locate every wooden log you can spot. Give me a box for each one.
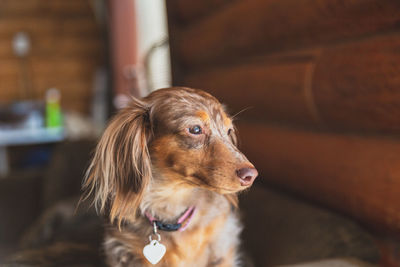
[313,34,400,133]
[167,0,234,24]
[173,0,400,67]
[183,34,400,133]
[109,0,139,96]
[237,122,400,236]
[184,59,317,125]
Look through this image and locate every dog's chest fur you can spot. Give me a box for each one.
[104,194,242,267]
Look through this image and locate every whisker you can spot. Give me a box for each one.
[231,106,253,120]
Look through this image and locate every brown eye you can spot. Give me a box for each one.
[227,128,233,136]
[189,125,202,135]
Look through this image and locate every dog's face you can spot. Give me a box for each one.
[83,87,257,224]
[148,88,257,194]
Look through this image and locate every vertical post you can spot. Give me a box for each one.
[109,0,140,107]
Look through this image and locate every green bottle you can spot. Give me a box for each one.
[46,88,62,128]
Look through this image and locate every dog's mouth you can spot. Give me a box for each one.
[184,174,250,194]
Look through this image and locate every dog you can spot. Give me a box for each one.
[82,87,258,266]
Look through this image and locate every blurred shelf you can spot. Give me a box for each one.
[0,127,64,177]
[0,127,64,146]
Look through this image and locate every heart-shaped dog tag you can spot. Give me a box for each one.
[143,240,166,265]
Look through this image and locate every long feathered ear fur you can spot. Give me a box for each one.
[82,98,152,227]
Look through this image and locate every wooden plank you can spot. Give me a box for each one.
[32,37,102,57]
[185,60,316,124]
[0,84,20,101]
[31,65,96,101]
[31,59,98,77]
[313,34,400,133]
[44,0,92,15]
[33,80,93,96]
[34,79,92,91]
[0,0,91,17]
[0,0,41,15]
[0,17,53,36]
[0,17,99,38]
[0,59,98,79]
[183,34,400,133]
[173,0,400,67]
[167,0,234,23]
[237,122,400,236]
[0,36,102,58]
[0,59,20,77]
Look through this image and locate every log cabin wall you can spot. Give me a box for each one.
[0,0,104,114]
[166,0,400,264]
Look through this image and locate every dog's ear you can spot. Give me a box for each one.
[82,98,152,226]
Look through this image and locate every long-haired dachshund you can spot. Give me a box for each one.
[82,87,258,266]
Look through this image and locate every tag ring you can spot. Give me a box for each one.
[149,221,161,242]
[149,233,161,242]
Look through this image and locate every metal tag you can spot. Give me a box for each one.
[143,239,166,265]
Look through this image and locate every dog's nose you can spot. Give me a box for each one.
[236,167,258,186]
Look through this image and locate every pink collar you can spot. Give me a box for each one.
[145,206,196,232]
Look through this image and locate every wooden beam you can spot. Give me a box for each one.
[237,122,400,237]
[184,34,400,134]
[167,0,234,24]
[108,0,139,97]
[172,0,400,67]
[184,59,317,125]
[313,34,400,133]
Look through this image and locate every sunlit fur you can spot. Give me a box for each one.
[82,87,257,266]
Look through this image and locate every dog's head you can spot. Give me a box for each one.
[83,87,257,224]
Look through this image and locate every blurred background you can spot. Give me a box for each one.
[1,0,400,266]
